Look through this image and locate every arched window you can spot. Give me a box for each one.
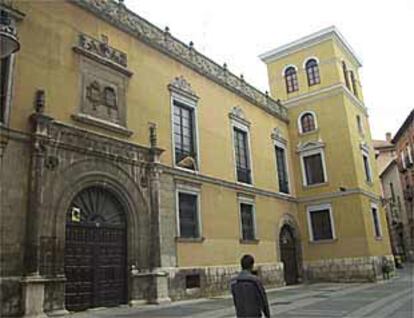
[349,71,359,98]
[305,59,320,86]
[300,112,316,133]
[284,66,299,93]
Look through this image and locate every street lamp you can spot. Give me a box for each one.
[0,13,19,58]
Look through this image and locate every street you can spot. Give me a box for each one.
[70,265,413,318]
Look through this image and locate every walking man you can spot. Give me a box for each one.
[230,254,271,318]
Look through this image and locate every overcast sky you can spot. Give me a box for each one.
[127,0,413,140]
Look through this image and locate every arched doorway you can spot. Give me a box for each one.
[280,225,298,285]
[64,187,127,311]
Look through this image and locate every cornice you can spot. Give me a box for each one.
[69,0,288,122]
[161,164,297,203]
[297,188,381,204]
[282,83,368,115]
[259,26,362,67]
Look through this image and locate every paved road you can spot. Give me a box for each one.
[71,265,413,318]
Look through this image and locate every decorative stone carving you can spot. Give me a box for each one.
[229,106,250,127]
[69,0,288,121]
[78,33,127,67]
[168,76,198,101]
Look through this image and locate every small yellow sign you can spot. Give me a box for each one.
[71,207,81,222]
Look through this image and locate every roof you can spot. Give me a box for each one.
[259,26,362,67]
[65,0,288,122]
[392,109,414,144]
[373,139,394,150]
[379,159,397,178]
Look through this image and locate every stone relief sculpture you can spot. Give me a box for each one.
[86,81,118,115]
[73,32,131,133]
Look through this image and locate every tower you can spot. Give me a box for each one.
[260,26,393,280]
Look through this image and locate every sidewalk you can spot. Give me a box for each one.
[68,265,413,318]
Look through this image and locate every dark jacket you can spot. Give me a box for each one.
[230,270,270,318]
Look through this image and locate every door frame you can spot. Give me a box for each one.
[276,213,303,283]
[64,186,129,311]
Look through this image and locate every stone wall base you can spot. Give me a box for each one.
[1,277,23,317]
[303,255,395,283]
[165,262,285,301]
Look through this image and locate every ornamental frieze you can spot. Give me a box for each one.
[47,121,150,164]
[69,0,288,121]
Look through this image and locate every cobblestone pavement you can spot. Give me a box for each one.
[70,265,413,318]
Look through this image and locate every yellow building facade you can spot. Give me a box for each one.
[0,1,392,316]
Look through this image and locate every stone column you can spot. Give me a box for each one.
[147,123,170,304]
[22,100,53,317]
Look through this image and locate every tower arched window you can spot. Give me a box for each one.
[350,71,359,98]
[284,66,299,93]
[299,112,316,133]
[305,59,320,86]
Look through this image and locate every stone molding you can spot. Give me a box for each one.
[71,113,133,137]
[271,127,287,144]
[69,0,288,122]
[296,140,325,153]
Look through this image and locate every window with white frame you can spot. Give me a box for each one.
[173,99,198,170]
[284,66,299,93]
[234,127,252,184]
[275,143,289,194]
[305,58,321,86]
[298,111,317,134]
[371,204,382,238]
[361,148,372,183]
[301,149,327,186]
[177,190,201,238]
[239,201,256,241]
[307,204,335,241]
